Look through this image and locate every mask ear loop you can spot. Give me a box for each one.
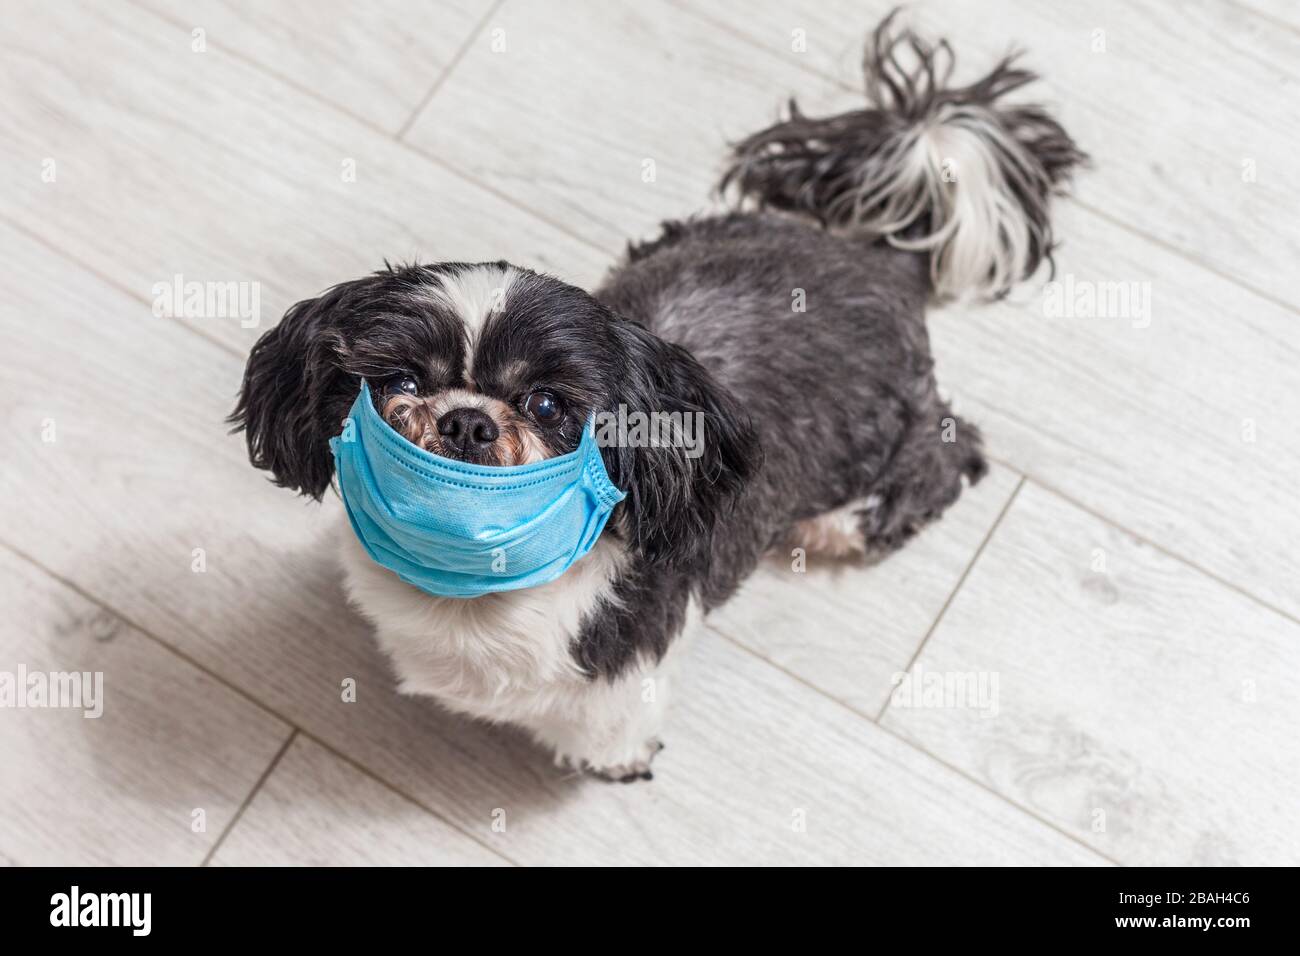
[582,412,627,506]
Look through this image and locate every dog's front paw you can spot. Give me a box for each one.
[586,738,665,783]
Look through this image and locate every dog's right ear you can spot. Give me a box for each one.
[603,317,762,569]
[228,292,352,500]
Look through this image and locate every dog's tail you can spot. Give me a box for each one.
[719,10,1085,301]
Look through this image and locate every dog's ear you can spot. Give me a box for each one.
[604,318,762,568]
[228,291,354,500]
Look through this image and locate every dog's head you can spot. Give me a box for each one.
[230,262,760,567]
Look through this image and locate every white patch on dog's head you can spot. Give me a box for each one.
[426,264,519,382]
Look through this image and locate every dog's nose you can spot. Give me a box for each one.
[437,407,499,458]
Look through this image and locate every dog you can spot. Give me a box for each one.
[231,15,1083,781]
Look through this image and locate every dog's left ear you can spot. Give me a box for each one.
[228,289,354,499]
[603,318,762,568]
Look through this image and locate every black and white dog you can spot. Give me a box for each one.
[232,16,1082,780]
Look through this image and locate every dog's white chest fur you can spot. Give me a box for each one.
[338,520,623,713]
[338,521,678,779]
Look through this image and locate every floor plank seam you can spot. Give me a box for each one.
[982,458,1300,630]
[875,475,1027,723]
[0,537,292,725]
[1068,196,1300,320]
[1020,474,1300,630]
[0,212,244,363]
[395,0,508,140]
[293,729,523,867]
[0,537,525,866]
[712,626,1120,866]
[125,0,611,263]
[200,728,298,867]
[671,0,851,91]
[871,720,1121,866]
[984,445,1296,632]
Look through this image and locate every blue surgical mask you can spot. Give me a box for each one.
[329,383,625,599]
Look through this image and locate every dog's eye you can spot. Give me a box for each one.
[524,391,562,424]
[388,376,419,396]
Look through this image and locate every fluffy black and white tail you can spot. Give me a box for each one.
[720,11,1085,300]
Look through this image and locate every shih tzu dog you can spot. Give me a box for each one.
[231,15,1082,781]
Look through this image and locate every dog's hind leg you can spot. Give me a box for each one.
[788,409,987,561]
[859,411,988,556]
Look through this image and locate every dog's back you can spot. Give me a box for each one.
[598,10,1082,573]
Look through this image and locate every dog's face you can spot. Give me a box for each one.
[348,263,612,468]
[231,262,760,567]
